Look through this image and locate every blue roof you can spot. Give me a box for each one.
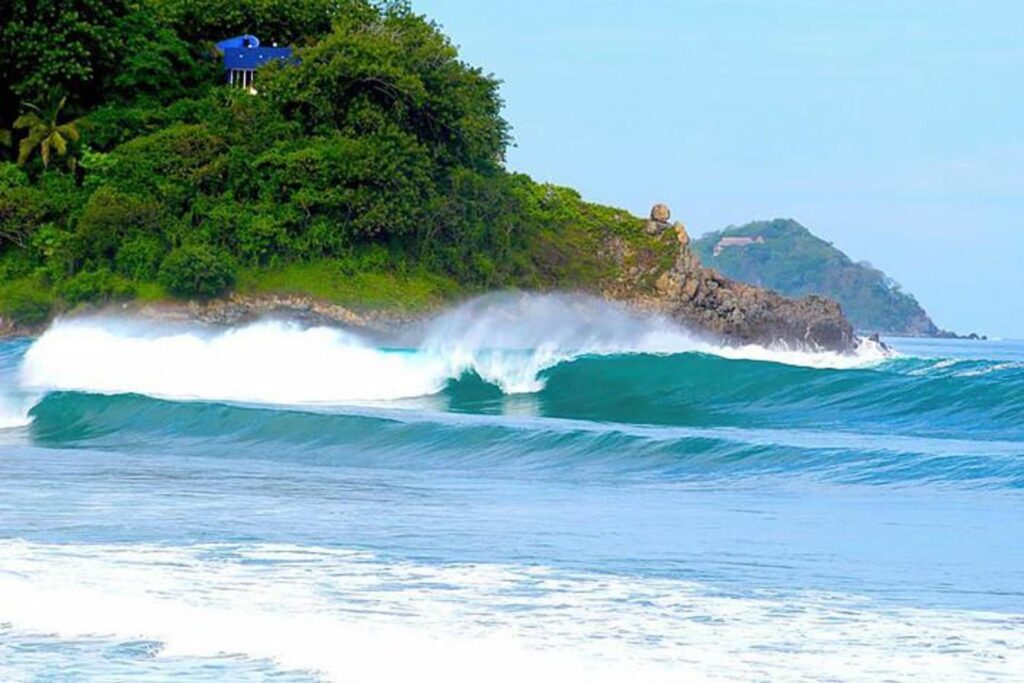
[216,35,261,51]
[216,35,295,71]
[222,46,294,70]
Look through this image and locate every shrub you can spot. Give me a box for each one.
[108,123,228,211]
[0,248,34,281]
[77,186,163,260]
[0,162,28,190]
[200,201,290,265]
[0,278,55,326]
[58,268,135,306]
[0,185,51,247]
[30,223,83,280]
[159,243,237,298]
[115,233,167,280]
[253,132,435,241]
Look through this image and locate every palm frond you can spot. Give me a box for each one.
[13,113,44,130]
[57,122,80,142]
[15,97,81,169]
[50,132,68,157]
[17,138,35,166]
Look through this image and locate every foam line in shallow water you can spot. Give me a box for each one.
[1,540,1021,682]
[19,293,887,408]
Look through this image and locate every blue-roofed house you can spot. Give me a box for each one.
[215,35,294,91]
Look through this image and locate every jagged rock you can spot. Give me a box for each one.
[604,211,856,352]
[645,203,674,235]
[673,222,689,247]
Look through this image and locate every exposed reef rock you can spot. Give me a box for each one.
[605,206,856,352]
[133,294,411,333]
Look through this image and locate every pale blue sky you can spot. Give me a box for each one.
[414,0,1023,337]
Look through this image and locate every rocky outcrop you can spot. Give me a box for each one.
[0,315,46,339]
[645,204,673,234]
[692,219,949,338]
[605,207,856,351]
[130,294,412,332]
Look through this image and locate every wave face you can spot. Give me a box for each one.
[3,294,1024,681]
[0,338,32,430]
[19,293,883,404]
[7,293,1024,488]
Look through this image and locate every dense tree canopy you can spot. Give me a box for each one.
[0,0,648,322]
[0,0,129,119]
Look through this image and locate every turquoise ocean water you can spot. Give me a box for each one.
[0,294,1021,681]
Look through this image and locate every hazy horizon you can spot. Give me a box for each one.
[415,0,1023,338]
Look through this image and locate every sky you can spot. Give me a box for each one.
[413,0,1023,338]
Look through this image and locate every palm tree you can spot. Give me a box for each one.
[14,97,81,170]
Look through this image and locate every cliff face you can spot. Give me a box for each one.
[600,208,856,352]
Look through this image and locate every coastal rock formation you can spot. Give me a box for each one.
[133,294,407,332]
[645,203,673,234]
[605,205,856,351]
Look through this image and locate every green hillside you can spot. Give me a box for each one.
[0,0,667,325]
[694,219,939,335]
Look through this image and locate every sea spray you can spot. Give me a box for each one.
[21,320,450,404]
[0,341,33,429]
[19,293,886,407]
[0,392,32,429]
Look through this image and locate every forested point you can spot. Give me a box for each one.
[694,219,939,335]
[0,0,655,324]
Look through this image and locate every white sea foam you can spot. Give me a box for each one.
[0,540,1020,682]
[19,293,886,406]
[0,402,30,429]
[0,384,32,430]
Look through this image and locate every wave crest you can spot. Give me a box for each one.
[19,293,884,407]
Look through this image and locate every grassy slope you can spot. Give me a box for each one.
[235,261,463,312]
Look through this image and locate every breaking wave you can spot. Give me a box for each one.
[5,293,1023,486]
[19,293,884,405]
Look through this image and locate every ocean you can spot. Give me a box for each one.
[1,293,1021,681]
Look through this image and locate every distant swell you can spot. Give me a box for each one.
[26,389,1024,488]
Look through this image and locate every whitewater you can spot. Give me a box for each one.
[1,293,1022,681]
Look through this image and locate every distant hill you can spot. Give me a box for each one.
[693,219,940,335]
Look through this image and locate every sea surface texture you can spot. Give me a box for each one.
[1,294,1021,682]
